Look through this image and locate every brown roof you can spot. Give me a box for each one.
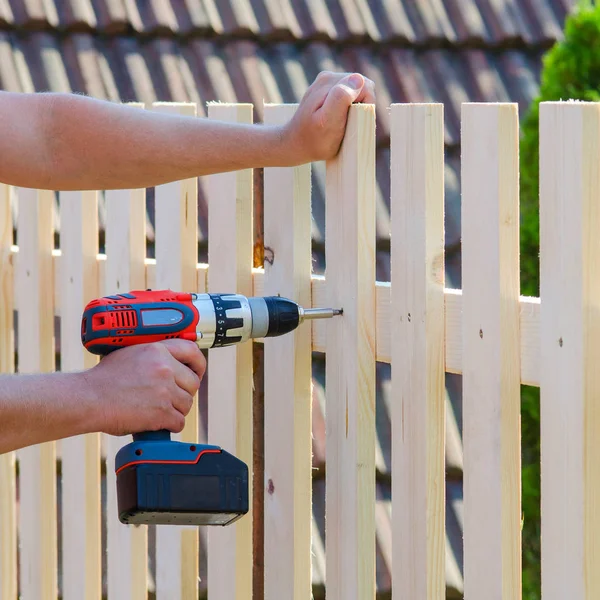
[1,0,576,597]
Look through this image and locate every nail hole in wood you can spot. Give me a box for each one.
[264,247,275,265]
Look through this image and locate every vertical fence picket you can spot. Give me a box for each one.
[0,183,17,599]
[207,103,254,599]
[263,103,313,599]
[105,182,148,598]
[59,190,101,599]
[325,103,376,600]
[461,103,521,599]
[151,102,200,599]
[390,103,446,599]
[539,101,600,599]
[16,188,57,599]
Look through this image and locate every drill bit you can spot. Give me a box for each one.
[299,306,343,322]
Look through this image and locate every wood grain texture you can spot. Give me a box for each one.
[325,104,377,600]
[15,187,57,600]
[59,190,101,600]
[262,104,312,600]
[0,183,17,600]
[206,103,254,600]
[152,102,200,600]
[539,101,600,599]
[390,103,445,599]
[444,290,540,386]
[105,183,148,600]
[461,103,521,600]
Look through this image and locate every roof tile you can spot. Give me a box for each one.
[496,50,540,111]
[16,32,70,91]
[463,49,511,102]
[474,0,536,45]
[0,0,13,27]
[413,0,459,43]
[215,0,260,37]
[288,0,337,40]
[55,0,96,31]
[0,0,577,47]
[61,33,100,96]
[324,0,373,42]
[366,0,416,43]
[8,0,58,29]
[142,38,190,102]
[441,0,490,43]
[185,40,237,103]
[171,0,221,36]
[250,0,302,41]
[0,32,20,91]
[90,0,130,34]
[135,0,179,36]
[522,0,565,43]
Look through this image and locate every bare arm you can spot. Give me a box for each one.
[0,72,375,191]
[0,340,206,454]
[0,371,98,453]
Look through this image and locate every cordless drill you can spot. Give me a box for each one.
[81,289,341,527]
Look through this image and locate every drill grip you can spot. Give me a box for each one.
[133,430,171,442]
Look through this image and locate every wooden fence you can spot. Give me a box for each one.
[0,99,598,599]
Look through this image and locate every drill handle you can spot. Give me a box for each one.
[133,430,171,442]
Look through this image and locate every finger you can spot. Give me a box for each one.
[159,339,207,380]
[171,358,201,397]
[170,387,194,419]
[316,73,365,123]
[355,78,376,104]
[166,409,186,434]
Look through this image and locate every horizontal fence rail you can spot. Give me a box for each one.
[0,99,599,600]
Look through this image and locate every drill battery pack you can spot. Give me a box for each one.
[115,432,249,527]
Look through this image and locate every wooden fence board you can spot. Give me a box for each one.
[15,188,57,600]
[325,103,377,600]
[0,183,17,600]
[539,101,600,599]
[152,102,199,600]
[461,103,521,599]
[206,103,254,600]
[263,103,313,599]
[59,190,101,600]
[105,184,148,599]
[390,103,445,599]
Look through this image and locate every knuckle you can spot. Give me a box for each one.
[190,372,201,391]
[316,70,333,83]
[172,414,185,433]
[154,361,173,379]
[159,393,173,412]
[182,394,193,416]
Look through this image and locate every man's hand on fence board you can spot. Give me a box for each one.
[0,340,206,453]
[0,71,374,191]
[282,71,376,164]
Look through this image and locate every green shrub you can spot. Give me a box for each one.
[519,1,600,597]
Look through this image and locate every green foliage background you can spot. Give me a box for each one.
[519,1,600,596]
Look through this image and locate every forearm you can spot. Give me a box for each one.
[3,92,293,191]
[0,372,99,453]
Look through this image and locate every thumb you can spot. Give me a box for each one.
[317,73,364,123]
